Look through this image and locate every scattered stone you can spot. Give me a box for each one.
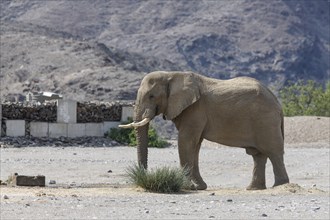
[145,210,149,214]
[49,180,56,184]
[209,216,215,218]
[312,207,321,211]
[0,136,121,148]
[261,213,268,217]
[107,170,113,173]
[3,195,9,199]
[209,192,215,196]
[227,199,233,202]
[36,192,46,197]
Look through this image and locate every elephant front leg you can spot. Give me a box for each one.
[246,148,267,190]
[178,134,207,190]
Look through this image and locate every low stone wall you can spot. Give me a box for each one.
[1,101,132,122]
[0,100,134,138]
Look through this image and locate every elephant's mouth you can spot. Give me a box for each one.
[119,105,159,129]
[155,105,159,115]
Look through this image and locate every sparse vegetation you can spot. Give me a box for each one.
[126,164,191,193]
[280,80,330,117]
[106,118,169,148]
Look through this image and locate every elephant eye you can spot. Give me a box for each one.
[149,95,154,99]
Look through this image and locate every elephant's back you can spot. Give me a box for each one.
[204,76,282,115]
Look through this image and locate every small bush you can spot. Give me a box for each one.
[280,80,330,117]
[106,119,169,148]
[147,127,169,148]
[126,164,191,193]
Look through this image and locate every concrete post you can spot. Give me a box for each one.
[57,99,77,123]
[0,103,2,136]
[121,106,134,122]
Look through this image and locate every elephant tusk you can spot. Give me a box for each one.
[118,123,134,128]
[118,118,151,128]
[133,118,151,127]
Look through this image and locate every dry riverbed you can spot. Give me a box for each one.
[0,116,329,219]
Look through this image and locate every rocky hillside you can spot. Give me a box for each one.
[0,0,329,102]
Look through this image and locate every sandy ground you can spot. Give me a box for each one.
[0,116,329,219]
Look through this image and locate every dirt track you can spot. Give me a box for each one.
[1,142,329,219]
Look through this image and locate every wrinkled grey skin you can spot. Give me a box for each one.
[131,71,289,190]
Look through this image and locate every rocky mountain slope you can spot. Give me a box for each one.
[0,0,329,102]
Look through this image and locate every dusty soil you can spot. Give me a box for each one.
[0,116,329,219]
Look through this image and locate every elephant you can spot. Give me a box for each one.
[119,71,289,190]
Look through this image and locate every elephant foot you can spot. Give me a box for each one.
[273,178,289,187]
[246,182,266,190]
[190,181,207,190]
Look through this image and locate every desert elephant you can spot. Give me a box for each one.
[120,71,289,190]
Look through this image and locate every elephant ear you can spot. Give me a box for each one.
[165,72,201,120]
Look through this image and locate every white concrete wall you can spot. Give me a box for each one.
[68,123,86,138]
[103,121,121,134]
[3,102,133,138]
[30,122,49,137]
[0,104,2,136]
[6,120,25,137]
[49,123,68,137]
[86,123,104,137]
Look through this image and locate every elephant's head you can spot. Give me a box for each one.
[119,71,201,168]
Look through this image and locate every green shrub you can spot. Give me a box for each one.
[147,126,169,148]
[126,164,191,193]
[280,80,330,117]
[106,118,169,148]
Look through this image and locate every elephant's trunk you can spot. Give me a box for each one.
[134,106,149,169]
[135,124,149,169]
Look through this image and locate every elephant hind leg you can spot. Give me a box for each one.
[268,153,289,187]
[246,147,267,190]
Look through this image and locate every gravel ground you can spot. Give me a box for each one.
[0,116,329,219]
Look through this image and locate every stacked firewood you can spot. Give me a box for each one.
[1,102,57,122]
[77,101,130,123]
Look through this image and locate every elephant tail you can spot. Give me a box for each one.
[281,111,284,141]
